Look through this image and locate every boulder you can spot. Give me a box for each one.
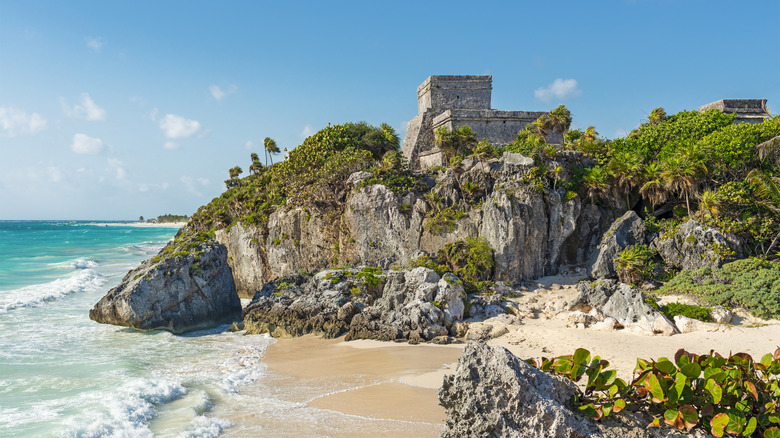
[89,241,241,334]
[673,315,720,333]
[652,220,742,271]
[710,305,734,324]
[439,342,599,438]
[589,211,645,279]
[440,343,714,438]
[572,280,677,336]
[243,267,463,343]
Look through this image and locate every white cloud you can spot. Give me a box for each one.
[534,78,582,103]
[163,141,179,150]
[0,106,47,136]
[47,166,63,183]
[144,107,159,122]
[209,84,237,101]
[244,140,254,151]
[181,175,211,197]
[61,93,106,121]
[159,114,202,139]
[86,37,105,52]
[107,158,126,180]
[139,182,169,192]
[71,133,105,155]
[300,124,314,139]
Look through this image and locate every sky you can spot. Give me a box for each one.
[0,0,778,220]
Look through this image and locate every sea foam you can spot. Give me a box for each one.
[65,378,187,438]
[70,258,99,269]
[0,269,105,313]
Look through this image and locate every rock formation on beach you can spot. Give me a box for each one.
[440,342,713,438]
[89,239,241,333]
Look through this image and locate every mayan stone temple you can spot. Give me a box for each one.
[401,75,550,170]
[698,99,771,124]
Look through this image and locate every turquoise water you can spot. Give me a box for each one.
[0,221,272,438]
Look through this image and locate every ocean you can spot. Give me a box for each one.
[0,221,273,438]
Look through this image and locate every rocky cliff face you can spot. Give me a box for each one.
[89,241,241,333]
[218,152,616,297]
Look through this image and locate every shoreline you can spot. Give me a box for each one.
[228,279,780,436]
[219,334,463,437]
[92,221,188,228]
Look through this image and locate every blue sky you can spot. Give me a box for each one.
[1,0,778,220]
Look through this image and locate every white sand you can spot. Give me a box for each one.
[238,276,780,436]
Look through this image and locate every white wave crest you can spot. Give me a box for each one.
[0,269,105,313]
[65,379,187,438]
[70,258,99,269]
[178,416,232,438]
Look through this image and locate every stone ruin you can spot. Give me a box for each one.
[401,75,550,170]
[698,99,770,124]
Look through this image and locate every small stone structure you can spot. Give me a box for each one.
[698,99,770,124]
[402,75,549,169]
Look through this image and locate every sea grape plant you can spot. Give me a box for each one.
[532,347,780,437]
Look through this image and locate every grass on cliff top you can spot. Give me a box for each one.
[657,257,780,320]
[188,122,406,235]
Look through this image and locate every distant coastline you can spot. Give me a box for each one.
[93,221,187,228]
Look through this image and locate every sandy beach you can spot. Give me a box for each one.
[232,277,780,437]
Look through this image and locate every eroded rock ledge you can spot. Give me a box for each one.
[243,266,468,343]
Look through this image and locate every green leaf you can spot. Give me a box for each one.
[766,426,780,438]
[665,409,683,429]
[711,413,729,437]
[614,398,626,413]
[636,358,650,372]
[762,353,773,367]
[655,358,677,375]
[601,369,617,387]
[648,373,665,403]
[743,417,757,436]
[573,348,590,367]
[706,379,723,404]
[680,405,699,430]
[681,362,702,379]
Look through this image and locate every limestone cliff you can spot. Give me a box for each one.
[216,152,616,298]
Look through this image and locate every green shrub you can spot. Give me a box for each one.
[533,347,780,436]
[425,206,465,234]
[659,302,711,322]
[658,258,780,319]
[438,237,494,293]
[614,244,657,285]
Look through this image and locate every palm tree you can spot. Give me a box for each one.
[661,155,702,217]
[264,137,280,165]
[435,125,476,161]
[530,114,552,139]
[648,107,667,125]
[583,166,610,203]
[249,153,260,175]
[639,162,667,215]
[548,105,572,143]
[607,151,643,210]
[380,122,400,148]
[225,166,243,188]
[747,169,780,256]
[584,126,598,142]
